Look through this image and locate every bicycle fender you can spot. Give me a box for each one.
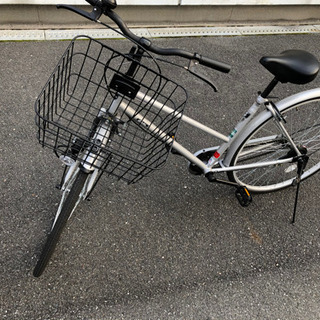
[223,87,320,167]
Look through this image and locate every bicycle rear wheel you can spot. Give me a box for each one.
[33,170,89,277]
[227,98,320,192]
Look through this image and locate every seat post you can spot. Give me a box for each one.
[260,78,279,98]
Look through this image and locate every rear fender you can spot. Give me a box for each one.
[223,88,320,167]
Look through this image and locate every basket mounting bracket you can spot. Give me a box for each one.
[109,74,140,99]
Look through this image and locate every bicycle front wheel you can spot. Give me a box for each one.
[33,170,89,277]
[228,97,320,192]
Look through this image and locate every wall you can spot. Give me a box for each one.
[1,0,320,4]
[1,1,320,29]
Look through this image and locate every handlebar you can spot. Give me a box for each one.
[107,10,231,73]
[58,1,231,73]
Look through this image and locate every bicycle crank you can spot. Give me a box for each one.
[206,173,253,207]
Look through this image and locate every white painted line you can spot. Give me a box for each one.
[238,25,320,35]
[0,29,45,41]
[44,28,151,40]
[148,26,242,37]
[0,25,320,41]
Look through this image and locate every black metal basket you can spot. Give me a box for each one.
[35,36,187,183]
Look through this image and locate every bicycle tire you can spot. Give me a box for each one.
[227,97,320,192]
[33,170,88,277]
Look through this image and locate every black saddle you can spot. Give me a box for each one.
[260,50,319,84]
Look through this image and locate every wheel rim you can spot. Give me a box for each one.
[231,99,320,192]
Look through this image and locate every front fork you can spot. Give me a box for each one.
[53,105,118,228]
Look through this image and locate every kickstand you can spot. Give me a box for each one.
[291,181,300,224]
[291,155,308,224]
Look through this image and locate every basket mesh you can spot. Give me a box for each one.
[35,36,187,183]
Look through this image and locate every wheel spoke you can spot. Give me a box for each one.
[229,99,320,192]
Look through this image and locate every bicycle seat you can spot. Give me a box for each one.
[259,50,319,84]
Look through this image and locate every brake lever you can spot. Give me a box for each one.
[186,59,217,92]
[56,4,103,21]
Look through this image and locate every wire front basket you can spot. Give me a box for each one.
[35,36,187,183]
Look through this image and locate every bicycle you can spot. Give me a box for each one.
[33,0,320,277]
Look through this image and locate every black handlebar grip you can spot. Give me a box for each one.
[198,55,231,73]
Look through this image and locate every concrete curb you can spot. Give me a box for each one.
[1,24,320,41]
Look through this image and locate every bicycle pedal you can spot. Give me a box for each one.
[235,186,252,207]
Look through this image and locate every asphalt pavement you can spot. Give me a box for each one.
[1,31,320,319]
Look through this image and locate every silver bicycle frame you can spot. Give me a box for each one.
[116,88,320,176]
[117,91,307,175]
[52,87,320,227]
